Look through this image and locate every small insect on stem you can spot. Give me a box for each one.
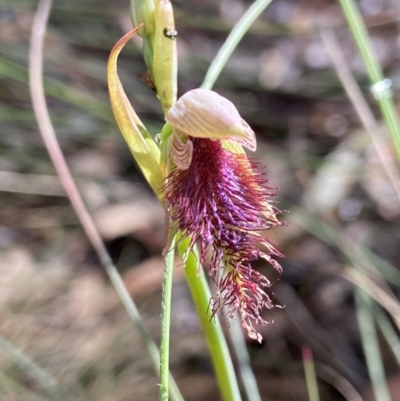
[163,28,178,40]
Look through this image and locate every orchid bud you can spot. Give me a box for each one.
[130,0,155,73]
[130,0,155,37]
[153,0,177,114]
[131,0,177,114]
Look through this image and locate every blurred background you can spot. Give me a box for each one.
[1,0,400,400]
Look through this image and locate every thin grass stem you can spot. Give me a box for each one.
[229,315,262,401]
[29,1,183,400]
[337,0,400,161]
[0,370,52,401]
[0,336,73,400]
[374,307,400,368]
[302,346,321,401]
[320,28,400,201]
[355,289,392,401]
[201,0,273,90]
[289,204,400,286]
[341,267,400,330]
[290,205,398,400]
[316,363,364,401]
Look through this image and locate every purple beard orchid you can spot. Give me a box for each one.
[163,89,284,342]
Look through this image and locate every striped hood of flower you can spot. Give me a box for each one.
[163,89,284,342]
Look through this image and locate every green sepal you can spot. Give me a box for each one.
[130,0,155,37]
[108,27,164,200]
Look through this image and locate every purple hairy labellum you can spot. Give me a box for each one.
[163,89,285,342]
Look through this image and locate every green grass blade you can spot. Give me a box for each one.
[201,0,274,90]
[338,0,400,161]
[355,289,392,401]
[289,204,400,286]
[374,307,400,368]
[0,370,52,401]
[0,336,74,400]
[229,315,262,401]
[302,346,320,401]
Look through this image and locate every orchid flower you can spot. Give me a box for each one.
[108,6,284,345]
[162,88,284,342]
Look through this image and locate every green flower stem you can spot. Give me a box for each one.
[201,0,273,90]
[337,0,400,161]
[159,235,176,401]
[178,238,242,401]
